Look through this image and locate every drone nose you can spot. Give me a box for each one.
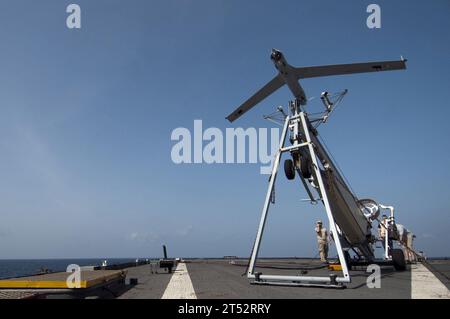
[270,49,282,61]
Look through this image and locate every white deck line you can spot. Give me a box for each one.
[412,263,450,299]
[162,262,197,299]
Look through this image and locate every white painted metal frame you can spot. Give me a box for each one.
[379,204,395,260]
[247,109,351,286]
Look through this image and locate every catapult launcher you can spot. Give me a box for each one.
[227,49,415,288]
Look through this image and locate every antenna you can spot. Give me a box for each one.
[320,91,333,111]
[263,106,287,126]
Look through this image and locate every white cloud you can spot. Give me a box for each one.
[176,225,193,237]
[127,231,160,243]
[129,232,139,240]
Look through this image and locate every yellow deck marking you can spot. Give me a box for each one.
[0,270,126,289]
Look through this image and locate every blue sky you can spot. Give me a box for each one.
[0,0,449,259]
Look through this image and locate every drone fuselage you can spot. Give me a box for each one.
[270,49,307,105]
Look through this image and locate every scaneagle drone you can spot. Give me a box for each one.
[227,49,413,288]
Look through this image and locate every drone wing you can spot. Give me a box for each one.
[226,74,285,123]
[295,59,407,79]
[227,57,407,122]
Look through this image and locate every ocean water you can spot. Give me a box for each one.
[0,258,141,279]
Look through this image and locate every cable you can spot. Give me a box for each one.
[235,257,329,273]
[317,133,357,197]
[237,252,330,276]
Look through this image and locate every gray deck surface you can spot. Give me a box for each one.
[118,265,173,299]
[118,258,423,299]
[424,259,450,290]
[187,259,411,299]
[0,258,445,299]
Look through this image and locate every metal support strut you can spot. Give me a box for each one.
[247,100,351,288]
